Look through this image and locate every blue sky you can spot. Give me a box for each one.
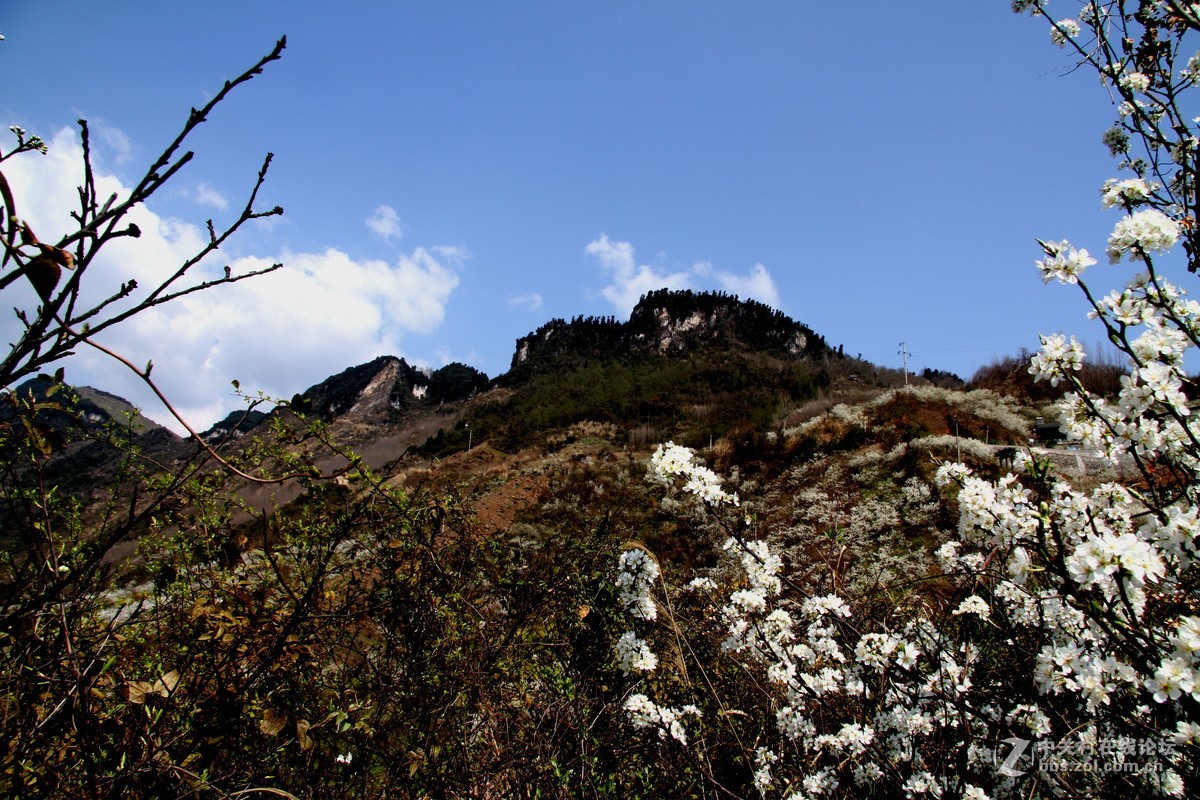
[1,2,1174,431]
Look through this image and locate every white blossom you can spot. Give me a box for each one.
[802,594,851,619]
[1050,18,1080,47]
[1008,704,1052,738]
[1029,333,1085,386]
[1159,769,1186,797]
[752,747,778,793]
[651,441,738,505]
[903,770,942,797]
[616,547,659,620]
[1119,71,1151,93]
[1182,52,1200,82]
[1036,239,1096,284]
[615,630,658,675]
[1107,209,1181,263]
[1146,656,1198,702]
[1101,177,1156,208]
[952,595,991,620]
[1174,720,1200,746]
[623,694,700,745]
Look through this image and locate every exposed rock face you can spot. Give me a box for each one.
[639,307,709,354]
[349,357,406,423]
[508,288,829,375]
[290,356,489,424]
[201,408,269,442]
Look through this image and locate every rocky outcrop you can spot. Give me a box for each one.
[289,356,488,424]
[508,289,829,377]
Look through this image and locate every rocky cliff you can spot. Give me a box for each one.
[288,356,489,424]
[508,289,830,379]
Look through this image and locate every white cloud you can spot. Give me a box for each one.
[586,233,691,317]
[506,292,543,311]
[366,204,403,242]
[195,182,229,210]
[713,262,781,308]
[585,234,782,316]
[93,120,133,164]
[1,126,461,434]
[433,347,480,369]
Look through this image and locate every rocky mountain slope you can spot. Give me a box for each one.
[11,290,844,460]
[11,289,1031,527]
[506,289,832,379]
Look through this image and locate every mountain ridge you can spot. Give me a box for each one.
[506,288,832,381]
[7,290,869,476]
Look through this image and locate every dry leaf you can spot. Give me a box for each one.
[126,680,154,704]
[159,670,180,695]
[260,707,288,737]
[125,670,180,704]
[296,718,313,751]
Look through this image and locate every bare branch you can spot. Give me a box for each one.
[0,41,287,393]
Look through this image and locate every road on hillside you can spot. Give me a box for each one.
[985,442,1138,481]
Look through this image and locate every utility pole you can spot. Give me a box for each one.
[898,341,910,386]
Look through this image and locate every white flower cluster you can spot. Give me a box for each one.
[830,402,869,428]
[1027,333,1085,387]
[619,10,1200,789]
[936,540,986,574]
[753,746,779,794]
[1101,177,1156,209]
[1049,18,1080,47]
[722,558,789,654]
[617,444,755,747]
[1046,272,1199,470]
[650,441,739,505]
[614,548,704,744]
[616,547,659,620]
[952,595,991,620]
[1118,71,1151,93]
[1146,616,1200,703]
[1184,51,1200,83]
[615,630,658,675]
[1036,239,1096,284]
[1106,208,1180,263]
[623,694,700,745]
[910,434,998,462]
[649,440,695,480]
[1067,532,1165,605]
[941,445,1200,727]
[628,369,1199,798]
[1143,505,1200,570]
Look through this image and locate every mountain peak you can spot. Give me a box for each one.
[290,356,489,424]
[627,288,822,357]
[509,289,829,375]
